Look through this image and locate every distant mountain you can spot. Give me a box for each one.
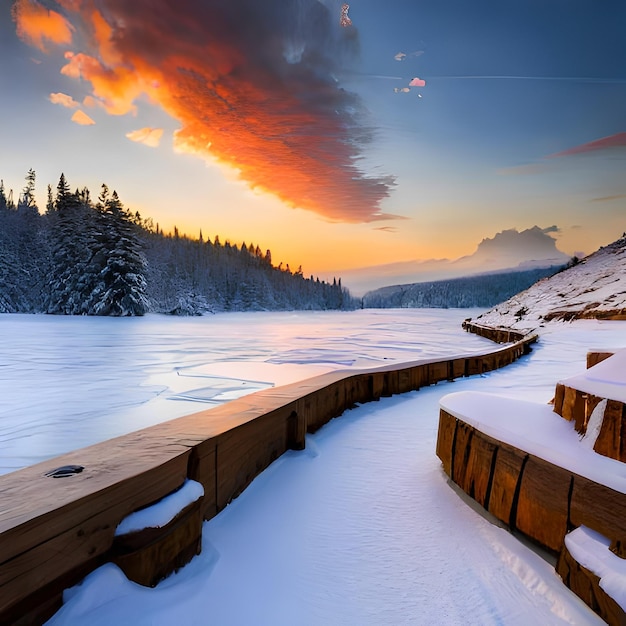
[471,234,626,332]
[362,266,564,309]
[340,226,571,296]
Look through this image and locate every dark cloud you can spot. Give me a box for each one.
[18,0,396,222]
[541,225,560,234]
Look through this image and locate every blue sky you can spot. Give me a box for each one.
[2,0,625,287]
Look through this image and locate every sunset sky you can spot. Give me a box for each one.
[2,0,625,288]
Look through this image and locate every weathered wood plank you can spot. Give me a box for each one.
[557,540,626,626]
[435,410,457,477]
[111,498,204,587]
[215,409,291,510]
[570,476,626,543]
[462,430,498,507]
[488,442,527,526]
[594,400,626,461]
[515,455,571,553]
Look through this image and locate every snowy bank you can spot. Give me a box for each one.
[471,234,626,333]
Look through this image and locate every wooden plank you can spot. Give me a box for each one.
[0,437,190,564]
[462,430,498,507]
[428,361,448,384]
[561,386,584,424]
[112,498,204,587]
[570,476,626,542]
[188,444,217,521]
[594,400,626,461]
[553,383,565,417]
[587,351,615,369]
[488,442,527,526]
[451,421,473,487]
[557,540,626,626]
[0,452,189,613]
[515,455,570,553]
[435,410,457,477]
[215,409,290,511]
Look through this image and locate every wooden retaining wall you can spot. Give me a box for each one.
[462,320,528,344]
[0,334,536,625]
[437,407,626,625]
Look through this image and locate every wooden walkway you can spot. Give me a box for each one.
[0,334,536,624]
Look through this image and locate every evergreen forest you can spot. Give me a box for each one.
[0,170,355,315]
[362,266,565,309]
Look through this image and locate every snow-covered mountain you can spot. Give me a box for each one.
[473,234,626,332]
[340,226,570,296]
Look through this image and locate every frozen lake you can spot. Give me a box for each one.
[0,308,493,475]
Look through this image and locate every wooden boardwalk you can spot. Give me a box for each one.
[0,334,536,624]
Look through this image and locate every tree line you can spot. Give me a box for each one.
[0,170,356,315]
[362,266,565,309]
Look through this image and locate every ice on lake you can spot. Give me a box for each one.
[1,308,493,475]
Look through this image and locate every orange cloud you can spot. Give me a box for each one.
[548,132,626,158]
[61,52,144,115]
[126,127,164,148]
[15,0,395,222]
[49,91,79,108]
[12,0,73,52]
[71,109,95,125]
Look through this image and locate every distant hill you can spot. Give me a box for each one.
[471,234,626,332]
[340,226,571,296]
[362,266,564,309]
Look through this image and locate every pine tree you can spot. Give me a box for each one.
[88,190,148,316]
[46,174,95,314]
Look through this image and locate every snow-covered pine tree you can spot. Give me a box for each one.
[46,174,97,314]
[87,189,148,316]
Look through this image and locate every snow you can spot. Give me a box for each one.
[115,480,204,537]
[474,235,626,332]
[37,314,626,626]
[565,526,626,610]
[581,399,607,449]
[559,348,626,403]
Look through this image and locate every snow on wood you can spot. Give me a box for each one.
[115,480,204,536]
[565,526,626,610]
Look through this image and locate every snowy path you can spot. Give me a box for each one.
[47,320,626,625]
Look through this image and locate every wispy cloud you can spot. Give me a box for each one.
[14,0,396,223]
[126,127,164,148]
[374,226,398,232]
[547,132,626,158]
[49,91,79,108]
[590,193,626,203]
[71,109,95,126]
[11,0,73,52]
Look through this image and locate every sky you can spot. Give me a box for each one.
[2,0,626,288]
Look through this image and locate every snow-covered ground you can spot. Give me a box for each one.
[0,309,494,475]
[35,315,626,625]
[474,235,626,332]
